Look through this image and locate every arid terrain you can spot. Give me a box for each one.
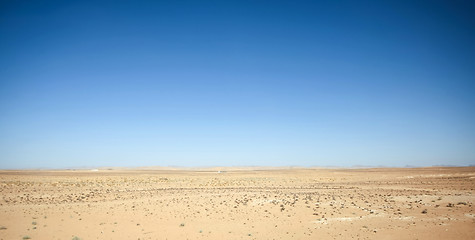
[0,167,474,240]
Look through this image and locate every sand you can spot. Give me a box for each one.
[0,167,474,240]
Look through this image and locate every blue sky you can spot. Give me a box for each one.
[1,0,474,168]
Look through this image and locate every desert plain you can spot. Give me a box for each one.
[0,167,474,240]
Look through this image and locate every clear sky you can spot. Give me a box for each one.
[1,0,474,169]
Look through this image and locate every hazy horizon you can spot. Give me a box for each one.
[2,163,474,171]
[1,0,475,169]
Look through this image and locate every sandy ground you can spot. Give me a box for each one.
[0,167,474,240]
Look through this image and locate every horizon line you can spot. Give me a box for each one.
[1,164,474,171]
